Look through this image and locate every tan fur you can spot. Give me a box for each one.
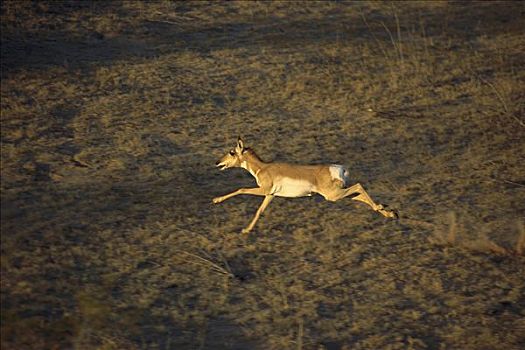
[214,137,397,234]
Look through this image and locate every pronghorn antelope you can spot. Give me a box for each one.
[213,137,397,233]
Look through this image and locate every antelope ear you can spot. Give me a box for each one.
[236,136,245,152]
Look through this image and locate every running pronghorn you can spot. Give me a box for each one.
[213,137,398,233]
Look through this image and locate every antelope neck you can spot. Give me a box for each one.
[241,152,265,178]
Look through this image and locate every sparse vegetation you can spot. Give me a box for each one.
[1,1,524,349]
[429,211,525,256]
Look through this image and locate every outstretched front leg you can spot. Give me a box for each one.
[212,187,266,204]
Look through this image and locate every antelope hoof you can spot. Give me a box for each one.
[241,228,251,235]
[377,204,398,219]
[212,197,224,204]
[382,209,398,219]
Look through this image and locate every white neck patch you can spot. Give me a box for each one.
[241,160,260,184]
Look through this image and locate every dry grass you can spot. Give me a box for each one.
[430,212,525,256]
[2,1,525,349]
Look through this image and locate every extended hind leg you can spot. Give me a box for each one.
[322,183,397,218]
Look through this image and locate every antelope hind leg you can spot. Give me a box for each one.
[341,183,398,219]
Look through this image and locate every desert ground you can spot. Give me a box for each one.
[1,1,524,349]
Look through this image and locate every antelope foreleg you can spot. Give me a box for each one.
[242,195,274,234]
[212,187,266,204]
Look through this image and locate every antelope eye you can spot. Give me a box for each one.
[229,150,235,155]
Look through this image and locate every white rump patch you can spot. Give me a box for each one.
[329,165,349,187]
[272,177,314,198]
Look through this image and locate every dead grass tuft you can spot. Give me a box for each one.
[516,221,525,256]
[428,211,457,245]
[430,213,525,256]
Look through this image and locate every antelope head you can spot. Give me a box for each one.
[215,137,247,171]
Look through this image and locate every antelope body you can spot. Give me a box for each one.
[214,138,397,234]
